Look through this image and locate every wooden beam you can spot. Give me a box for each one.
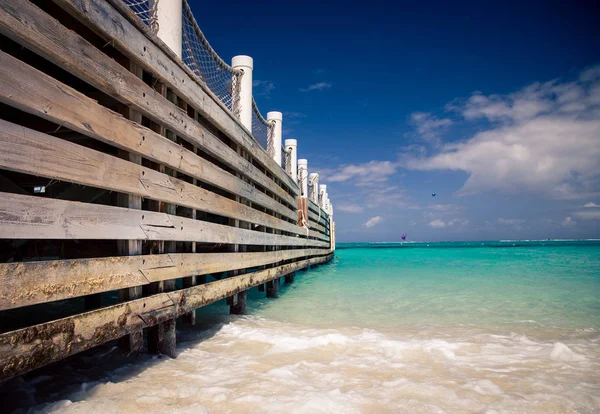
[0,0,297,208]
[0,254,332,381]
[56,0,298,195]
[308,208,329,230]
[0,120,318,238]
[0,50,298,223]
[0,192,329,248]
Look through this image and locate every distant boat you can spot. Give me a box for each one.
[401,233,407,240]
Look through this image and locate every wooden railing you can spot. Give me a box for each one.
[0,0,333,381]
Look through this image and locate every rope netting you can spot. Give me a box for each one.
[121,0,159,31]
[181,0,242,116]
[297,167,306,197]
[284,146,292,177]
[121,0,277,154]
[309,174,319,202]
[252,98,274,152]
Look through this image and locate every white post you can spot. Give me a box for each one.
[231,55,253,131]
[154,0,182,57]
[319,184,327,208]
[285,139,298,182]
[267,111,282,165]
[309,173,319,203]
[298,159,308,197]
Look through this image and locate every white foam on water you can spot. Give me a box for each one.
[464,379,503,395]
[5,316,600,413]
[549,342,585,362]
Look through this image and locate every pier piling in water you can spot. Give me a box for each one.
[230,291,247,315]
[0,0,335,379]
[267,278,280,298]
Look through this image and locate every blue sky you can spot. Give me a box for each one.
[189,0,600,241]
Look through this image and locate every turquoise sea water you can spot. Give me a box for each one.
[253,240,600,333]
[4,240,600,413]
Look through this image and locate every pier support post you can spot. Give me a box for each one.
[298,159,308,197]
[232,55,253,130]
[309,173,319,203]
[153,0,182,57]
[182,272,196,325]
[267,111,282,165]
[319,184,327,208]
[267,278,280,298]
[116,61,144,353]
[284,272,295,284]
[149,318,177,358]
[285,139,298,181]
[230,290,247,315]
[258,283,265,292]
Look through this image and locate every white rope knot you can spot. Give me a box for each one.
[298,208,310,236]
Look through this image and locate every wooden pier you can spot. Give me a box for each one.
[0,0,334,381]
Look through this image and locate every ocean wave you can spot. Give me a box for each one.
[5,317,599,413]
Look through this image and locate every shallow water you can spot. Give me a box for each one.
[3,241,600,413]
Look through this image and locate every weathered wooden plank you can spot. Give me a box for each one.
[56,0,298,195]
[0,120,313,237]
[0,0,297,208]
[0,254,332,381]
[308,208,329,229]
[0,247,327,310]
[308,199,321,214]
[0,191,329,248]
[311,222,328,236]
[0,50,298,223]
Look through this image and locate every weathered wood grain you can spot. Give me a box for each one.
[0,254,332,381]
[0,246,327,310]
[56,0,298,195]
[0,51,298,223]
[0,0,297,207]
[0,192,329,248]
[308,207,329,229]
[0,120,319,237]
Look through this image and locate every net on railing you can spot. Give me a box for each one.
[297,167,306,197]
[123,0,277,153]
[284,146,292,177]
[252,98,273,152]
[122,0,159,32]
[181,0,242,116]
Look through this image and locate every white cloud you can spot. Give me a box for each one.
[562,216,576,227]
[574,210,600,220]
[300,82,332,92]
[583,202,599,208]
[448,218,469,227]
[410,111,453,144]
[363,216,383,228]
[252,80,275,97]
[404,64,600,199]
[426,204,462,211]
[498,218,525,225]
[338,204,363,213]
[327,160,399,186]
[363,185,414,209]
[429,219,446,228]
